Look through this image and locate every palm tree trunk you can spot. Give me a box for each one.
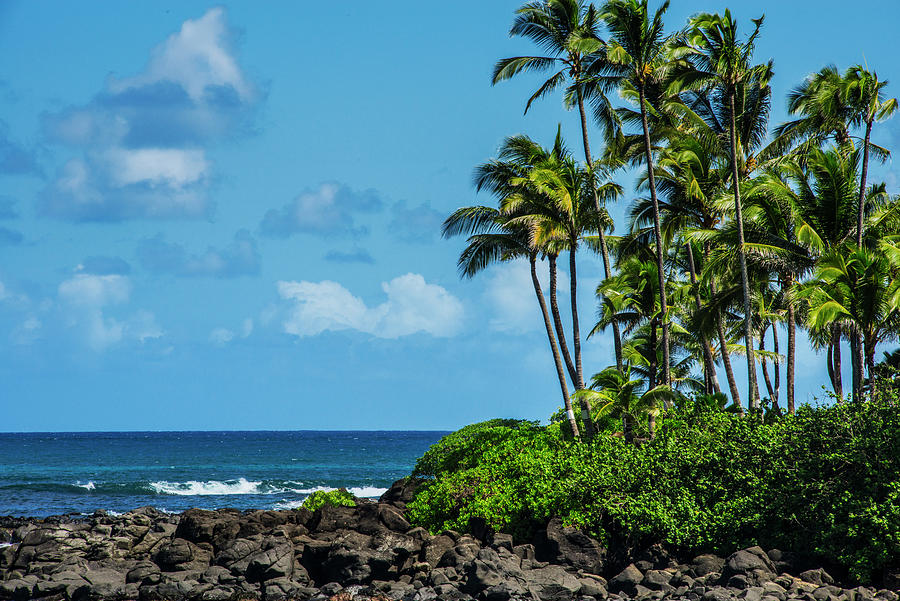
[711,282,742,408]
[576,85,623,372]
[649,316,658,389]
[549,254,578,386]
[772,324,781,411]
[686,242,720,393]
[648,412,657,440]
[531,254,580,439]
[638,85,671,388]
[729,90,759,410]
[866,340,876,402]
[827,339,836,393]
[760,324,775,401]
[569,243,595,440]
[856,119,873,247]
[852,333,863,401]
[832,327,842,400]
[786,278,796,415]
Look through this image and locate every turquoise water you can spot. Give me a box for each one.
[0,431,446,517]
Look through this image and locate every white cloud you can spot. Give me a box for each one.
[483,259,568,333]
[110,7,251,103]
[277,273,463,339]
[106,148,209,188]
[57,274,162,350]
[58,273,131,308]
[40,8,256,222]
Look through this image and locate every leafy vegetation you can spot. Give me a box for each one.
[407,397,900,583]
[301,488,357,511]
[431,0,900,585]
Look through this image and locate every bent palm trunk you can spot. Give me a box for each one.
[530,254,580,439]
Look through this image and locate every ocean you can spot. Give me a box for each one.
[0,431,447,518]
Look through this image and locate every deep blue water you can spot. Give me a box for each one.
[0,431,447,518]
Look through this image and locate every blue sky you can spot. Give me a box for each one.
[1,1,898,431]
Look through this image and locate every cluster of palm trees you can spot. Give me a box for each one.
[442,0,899,439]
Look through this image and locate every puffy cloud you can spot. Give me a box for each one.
[324,247,375,264]
[137,229,260,277]
[260,182,383,238]
[277,273,463,339]
[389,201,444,243]
[39,8,257,222]
[58,273,131,308]
[57,273,162,350]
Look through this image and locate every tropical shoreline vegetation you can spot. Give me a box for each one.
[411,0,900,586]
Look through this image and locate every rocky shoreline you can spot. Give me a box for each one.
[0,480,897,601]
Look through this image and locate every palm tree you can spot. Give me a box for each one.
[803,244,900,399]
[842,67,897,248]
[600,0,673,386]
[576,366,672,441]
[442,196,583,438]
[493,0,625,370]
[673,9,773,410]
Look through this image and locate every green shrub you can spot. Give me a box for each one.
[301,488,357,511]
[406,398,900,583]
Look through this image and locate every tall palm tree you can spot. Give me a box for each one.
[842,67,897,248]
[600,0,673,386]
[493,0,625,370]
[803,244,900,399]
[443,188,583,438]
[674,9,773,410]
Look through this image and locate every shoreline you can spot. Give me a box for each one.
[1,481,898,601]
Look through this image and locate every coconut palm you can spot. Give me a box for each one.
[842,67,897,247]
[576,366,672,441]
[803,244,900,400]
[600,0,674,386]
[493,0,625,370]
[673,9,773,410]
[500,129,621,438]
[443,204,583,438]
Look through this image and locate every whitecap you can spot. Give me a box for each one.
[149,477,265,496]
[347,486,388,498]
[75,481,96,491]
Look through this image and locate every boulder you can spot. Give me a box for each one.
[535,517,606,575]
[800,568,835,586]
[722,547,776,586]
[609,563,644,597]
[694,554,726,577]
[379,478,423,509]
[245,536,295,582]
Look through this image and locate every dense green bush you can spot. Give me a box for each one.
[302,488,357,511]
[406,399,900,583]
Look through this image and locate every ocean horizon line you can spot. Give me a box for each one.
[0,428,454,435]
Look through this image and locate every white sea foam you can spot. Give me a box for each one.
[149,478,265,496]
[147,478,389,499]
[75,481,96,491]
[347,486,388,498]
[272,499,305,510]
